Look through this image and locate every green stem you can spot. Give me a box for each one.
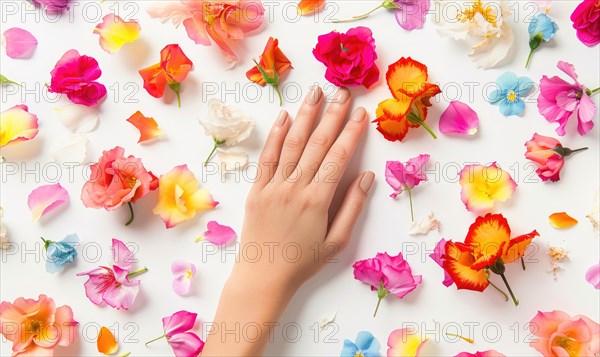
[204,141,219,167]
[373,295,384,317]
[419,120,437,139]
[272,84,283,106]
[525,49,535,68]
[588,87,600,95]
[407,112,437,139]
[567,147,588,155]
[500,273,519,306]
[125,202,134,226]
[521,257,526,271]
[333,3,383,23]
[488,279,509,302]
[175,91,181,108]
[127,267,148,278]
[407,188,414,223]
[119,353,131,357]
[145,334,165,346]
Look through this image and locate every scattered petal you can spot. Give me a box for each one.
[0,104,39,147]
[0,74,20,86]
[585,263,600,289]
[126,111,164,143]
[548,246,569,280]
[387,328,427,357]
[549,212,578,229]
[52,105,99,133]
[197,221,237,246]
[298,0,325,15]
[318,311,337,331]
[97,326,119,355]
[0,207,8,250]
[439,101,479,136]
[216,149,249,171]
[587,188,599,235]
[27,183,69,222]
[93,14,141,54]
[3,27,38,59]
[51,134,88,165]
[409,212,441,236]
[171,260,196,296]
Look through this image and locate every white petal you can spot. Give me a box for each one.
[409,212,442,236]
[216,149,249,171]
[318,311,338,331]
[587,188,600,235]
[469,21,514,69]
[52,105,99,133]
[51,134,88,165]
[200,99,254,145]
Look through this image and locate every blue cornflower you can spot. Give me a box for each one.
[42,234,79,273]
[489,71,534,116]
[526,13,559,68]
[341,331,380,357]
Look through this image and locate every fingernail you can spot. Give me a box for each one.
[332,87,350,104]
[352,107,367,122]
[359,171,375,194]
[305,85,322,105]
[275,110,288,127]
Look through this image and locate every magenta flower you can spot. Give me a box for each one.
[455,351,506,357]
[353,252,422,317]
[313,27,379,89]
[49,49,107,107]
[429,238,454,287]
[439,101,479,136]
[76,239,147,310]
[31,0,70,13]
[196,221,237,246]
[146,310,204,357]
[571,0,600,47]
[392,0,430,30]
[385,154,429,222]
[538,61,599,136]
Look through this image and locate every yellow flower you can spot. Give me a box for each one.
[93,14,141,54]
[459,163,516,214]
[0,104,39,147]
[153,165,218,228]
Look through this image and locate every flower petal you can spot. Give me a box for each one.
[386,57,428,97]
[443,241,489,292]
[216,148,249,171]
[27,183,69,222]
[387,328,427,357]
[200,221,237,246]
[439,101,479,135]
[162,310,198,337]
[171,260,196,296]
[502,230,539,264]
[549,212,578,229]
[3,27,38,59]
[409,212,441,236]
[0,104,39,147]
[459,163,516,214]
[52,105,99,133]
[126,111,164,143]
[51,134,88,165]
[297,0,325,15]
[168,331,205,357]
[588,188,599,235]
[464,213,511,269]
[585,263,600,289]
[93,14,141,54]
[97,326,119,355]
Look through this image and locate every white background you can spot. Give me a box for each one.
[1,1,599,356]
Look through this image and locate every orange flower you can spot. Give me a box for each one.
[297,0,325,15]
[443,214,539,305]
[246,37,292,105]
[373,57,441,142]
[139,44,193,107]
[0,294,78,356]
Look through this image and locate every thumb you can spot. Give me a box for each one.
[325,171,375,253]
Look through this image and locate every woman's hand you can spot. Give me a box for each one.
[203,85,374,356]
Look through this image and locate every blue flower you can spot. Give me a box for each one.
[43,234,79,273]
[340,331,380,357]
[526,13,559,67]
[488,71,534,116]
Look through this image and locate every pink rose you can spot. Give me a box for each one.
[49,49,107,107]
[81,146,158,211]
[313,26,379,88]
[529,310,600,356]
[524,133,588,182]
[571,0,600,47]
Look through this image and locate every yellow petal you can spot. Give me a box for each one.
[459,163,516,214]
[549,212,578,229]
[0,104,39,147]
[97,326,119,355]
[388,328,427,357]
[93,14,141,54]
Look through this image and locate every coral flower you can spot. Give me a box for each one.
[139,44,193,107]
[524,133,588,182]
[0,104,39,148]
[374,57,441,141]
[153,165,218,228]
[246,37,292,105]
[529,310,600,356]
[0,294,78,356]
[459,163,516,214]
[443,213,539,305]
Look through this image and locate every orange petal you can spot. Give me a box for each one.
[297,0,325,15]
[97,326,119,355]
[443,241,489,291]
[502,230,539,264]
[464,213,511,270]
[549,212,578,229]
[126,111,165,143]
[386,57,428,98]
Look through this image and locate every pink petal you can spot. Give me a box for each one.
[27,183,68,222]
[162,310,198,337]
[577,94,597,135]
[171,260,196,296]
[439,101,479,135]
[3,27,38,59]
[393,0,430,30]
[103,265,140,310]
[168,331,205,357]
[200,221,237,246]
[586,263,600,289]
[111,238,135,270]
[557,61,581,87]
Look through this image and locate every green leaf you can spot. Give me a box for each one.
[0,74,20,86]
[529,33,543,51]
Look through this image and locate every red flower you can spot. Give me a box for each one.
[246,37,292,105]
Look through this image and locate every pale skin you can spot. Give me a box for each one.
[202,85,374,356]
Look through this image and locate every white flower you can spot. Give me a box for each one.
[200,99,254,146]
[409,212,441,236]
[433,0,514,69]
[588,188,599,235]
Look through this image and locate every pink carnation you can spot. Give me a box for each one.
[571,0,600,47]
